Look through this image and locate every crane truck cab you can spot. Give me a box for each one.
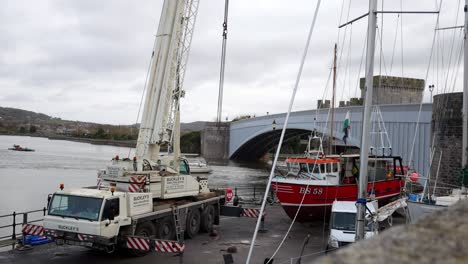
[44,188,152,252]
[327,200,378,251]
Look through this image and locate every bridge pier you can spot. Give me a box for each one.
[201,123,230,161]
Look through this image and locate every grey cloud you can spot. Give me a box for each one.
[0,0,464,124]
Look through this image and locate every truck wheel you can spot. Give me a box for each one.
[129,222,156,257]
[200,205,215,233]
[185,209,201,238]
[157,217,176,240]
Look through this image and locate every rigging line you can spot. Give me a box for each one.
[345,25,354,100]
[448,29,464,93]
[439,29,446,94]
[379,0,384,93]
[245,1,322,262]
[448,28,464,92]
[316,61,334,127]
[266,151,322,263]
[404,0,442,187]
[338,23,353,102]
[353,33,367,98]
[400,0,404,82]
[435,29,439,95]
[376,30,389,76]
[336,0,352,86]
[441,0,462,96]
[127,39,156,159]
[336,0,346,48]
[443,29,461,95]
[389,13,400,75]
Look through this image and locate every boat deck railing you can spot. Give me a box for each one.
[0,208,47,250]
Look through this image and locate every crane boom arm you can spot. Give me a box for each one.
[136,0,199,166]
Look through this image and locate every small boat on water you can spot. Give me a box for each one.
[8,144,35,152]
[187,157,212,174]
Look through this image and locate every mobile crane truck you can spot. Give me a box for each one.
[34,0,246,256]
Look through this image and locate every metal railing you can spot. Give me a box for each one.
[0,208,47,249]
[212,184,278,205]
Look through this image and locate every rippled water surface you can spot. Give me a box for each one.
[0,135,268,222]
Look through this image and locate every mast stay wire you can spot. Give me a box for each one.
[428,28,463,190]
[389,13,401,75]
[353,33,367,98]
[245,1,322,263]
[378,0,384,94]
[400,0,404,82]
[335,0,352,103]
[404,0,442,187]
[338,23,353,102]
[440,0,462,96]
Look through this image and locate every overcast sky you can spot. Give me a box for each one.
[0,0,463,124]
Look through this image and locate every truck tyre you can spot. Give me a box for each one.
[130,222,156,257]
[157,217,176,240]
[200,205,215,233]
[185,209,201,238]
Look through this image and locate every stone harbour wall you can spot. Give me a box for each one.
[316,199,468,264]
[430,92,463,195]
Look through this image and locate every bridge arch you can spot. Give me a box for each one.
[230,125,359,161]
[228,104,432,177]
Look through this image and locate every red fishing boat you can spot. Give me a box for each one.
[273,142,405,222]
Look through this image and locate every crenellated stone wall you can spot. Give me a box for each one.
[430,92,464,195]
[360,75,425,105]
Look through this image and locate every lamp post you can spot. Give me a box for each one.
[272,120,277,131]
[429,84,434,103]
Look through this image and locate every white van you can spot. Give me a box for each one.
[327,201,378,251]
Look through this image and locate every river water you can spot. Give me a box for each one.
[0,135,269,238]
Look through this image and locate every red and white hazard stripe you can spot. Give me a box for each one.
[153,240,185,253]
[242,208,266,218]
[22,224,44,236]
[77,234,94,241]
[126,237,150,251]
[128,176,146,192]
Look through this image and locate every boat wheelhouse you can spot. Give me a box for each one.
[273,153,405,222]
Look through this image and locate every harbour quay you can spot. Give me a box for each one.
[0,204,407,264]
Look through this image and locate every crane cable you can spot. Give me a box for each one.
[216,0,229,123]
[245,1,322,263]
[127,31,160,159]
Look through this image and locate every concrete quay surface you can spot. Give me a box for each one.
[317,199,468,264]
[0,204,331,264]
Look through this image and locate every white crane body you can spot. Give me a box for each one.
[97,0,207,200]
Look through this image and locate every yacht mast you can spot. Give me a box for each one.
[329,43,337,155]
[463,0,468,168]
[356,0,377,241]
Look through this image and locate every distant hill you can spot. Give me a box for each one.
[0,106,210,136]
[181,121,211,133]
[0,107,53,124]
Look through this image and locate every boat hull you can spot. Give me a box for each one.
[406,200,446,224]
[273,178,404,222]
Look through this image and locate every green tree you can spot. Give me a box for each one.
[180,131,201,153]
[29,125,37,133]
[19,126,26,133]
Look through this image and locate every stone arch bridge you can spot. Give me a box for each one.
[229,103,432,176]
